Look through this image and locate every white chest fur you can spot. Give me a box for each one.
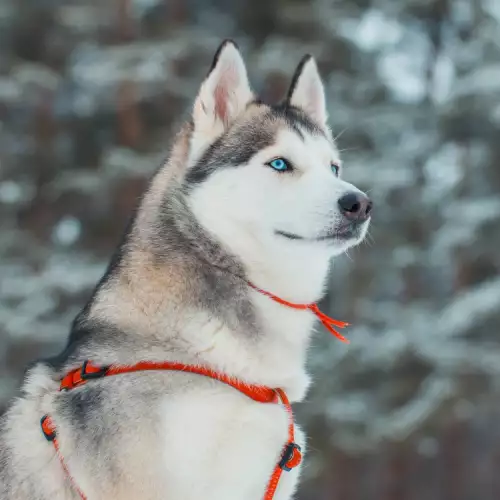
[160,385,305,500]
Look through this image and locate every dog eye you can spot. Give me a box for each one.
[267,158,292,172]
[331,163,340,176]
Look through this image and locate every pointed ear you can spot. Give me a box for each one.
[287,55,328,126]
[193,40,253,137]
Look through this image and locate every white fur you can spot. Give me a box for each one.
[159,386,305,500]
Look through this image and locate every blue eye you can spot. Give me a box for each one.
[331,163,340,176]
[267,158,291,172]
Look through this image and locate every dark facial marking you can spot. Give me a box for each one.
[184,121,275,186]
[268,104,325,138]
[185,101,328,187]
[275,222,365,242]
[275,230,304,240]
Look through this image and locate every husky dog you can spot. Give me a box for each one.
[0,40,372,500]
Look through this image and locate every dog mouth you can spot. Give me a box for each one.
[276,221,367,243]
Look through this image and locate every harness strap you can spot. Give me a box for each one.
[264,388,301,500]
[41,361,301,500]
[41,284,349,498]
[41,415,88,500]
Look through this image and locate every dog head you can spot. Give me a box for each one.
[86,40,374,333]
[182,41,371,271]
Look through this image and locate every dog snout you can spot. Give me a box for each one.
[338,192,373,221]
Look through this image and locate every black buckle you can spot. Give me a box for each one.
[40,415,56,442]
[80,360,109,380]
[278,442,302,471]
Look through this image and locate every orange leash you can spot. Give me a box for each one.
[41,284,348,498]
[248,282,350,343]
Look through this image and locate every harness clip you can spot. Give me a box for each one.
[278,442,302,471]
[41,415,56,442]
[80,360,109,380]
[60,361,109,391]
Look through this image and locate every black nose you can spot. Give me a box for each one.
[338,192,372,220]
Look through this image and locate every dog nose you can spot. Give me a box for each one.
[338,192,373,220]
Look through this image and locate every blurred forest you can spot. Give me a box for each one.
[1,0,500,498]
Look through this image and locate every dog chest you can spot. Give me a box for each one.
[158,387,304,499]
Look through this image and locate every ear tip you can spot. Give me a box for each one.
[293,54,320,80]
[208,39,242,75]
[301,54,319,70]
[220,39,240,50]
[287,53,321,102]
[215,39,241,60]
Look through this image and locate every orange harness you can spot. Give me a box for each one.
[41,286,348,500]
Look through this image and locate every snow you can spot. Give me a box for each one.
[482,0,500,22]
[377,51,427,104]
[436,278,500,338]
[339,10,403,52]
[372,376,455,441]
[430,53,456,104]
[423,143,463,201]
[0,181,23,204]
[52,217,82,247]
[453,65,500,97]
[1,253,106,343]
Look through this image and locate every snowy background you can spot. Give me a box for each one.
[1,0,499,498]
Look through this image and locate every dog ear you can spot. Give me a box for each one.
[287,55,327,126]
[192,40,253,138]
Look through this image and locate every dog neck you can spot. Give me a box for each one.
[81,192,331,399]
